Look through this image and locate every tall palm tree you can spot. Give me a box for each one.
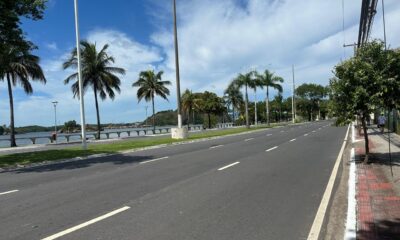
[181,89,196,128]
[232,71,253,128]
[256,70,284,125]
[224,83,244,123]
[248,74,263,125]
[0,46,46,147]
[133,70,171,132]
[63,41,125,139]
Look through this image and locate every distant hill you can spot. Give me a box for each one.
[142,110,178,126]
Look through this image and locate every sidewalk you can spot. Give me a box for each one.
[354,127,400,239]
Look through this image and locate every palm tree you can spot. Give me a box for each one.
[181,89,196,128]
[63,41,125,139]
[133,70,171,132]
[248,74,263,125]
[0,46,46,147]
[224,83,244,123]
[232,71,254,128]
[256,70,283,125]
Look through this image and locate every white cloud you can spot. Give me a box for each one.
[45,42,58,50]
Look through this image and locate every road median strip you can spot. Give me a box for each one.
[1,125,285,170]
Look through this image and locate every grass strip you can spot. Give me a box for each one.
[0,125,277,168]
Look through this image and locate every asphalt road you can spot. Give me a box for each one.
[0,121,347,240]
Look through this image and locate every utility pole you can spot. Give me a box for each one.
[74,0,87,150]
[292,65,296,123]
[52,101,58,143]
[382,0,393,177]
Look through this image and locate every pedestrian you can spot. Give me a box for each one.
[378,113,386,133]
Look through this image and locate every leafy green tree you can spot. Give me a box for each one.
[0,0,46,51]
[0,46,46,147]
[256,70,283,125]
[63,41,125,139]
[63,120,79,133]
[232,72,254,128]
[0,125,4,135]
[224,83,244,123]
[133,70,171,132]
[296,83,327,121]
[330,41,388,163]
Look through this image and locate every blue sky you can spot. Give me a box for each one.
[1,0,400,127]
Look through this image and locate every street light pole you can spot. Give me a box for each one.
[52,101,58,143]
[173,0,182,129]
[74,0,87,150]
[292,64,296,123]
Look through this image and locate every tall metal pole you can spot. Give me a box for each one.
[52,101,58,143]
[382,0,387,50]
[292,64,296,123]
[382,0,393,177]
[74,0,87,149]
[173,0,182,128]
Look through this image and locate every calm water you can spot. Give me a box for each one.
[0,126,182,148]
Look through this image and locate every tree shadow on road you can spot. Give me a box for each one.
[9,154,154,173]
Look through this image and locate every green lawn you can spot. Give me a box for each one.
[0,125,279,168]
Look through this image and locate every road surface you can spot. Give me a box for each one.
[0,121,347,240]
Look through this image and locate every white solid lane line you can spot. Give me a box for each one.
[244,138,254,142]
[140,156,169,164]
[307,124,350,240]
[0,190,19,196]
[290,138,296,142]
[210,145,224,149]
[42,206,131,240]
[218,162,240,171]
[266,146,278,152]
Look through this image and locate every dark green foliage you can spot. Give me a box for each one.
[295,83,327,121]
[330,40,400,162]
[0,0,47,51]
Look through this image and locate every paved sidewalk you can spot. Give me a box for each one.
[354,127,400,240]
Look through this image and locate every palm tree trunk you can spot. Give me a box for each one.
[232,106,235,123]
[208,113,211,129]
[6,74,17,147]
[93,88,101,140]
[187,109,190,129]
[254,89,257,126]
[152,95,156,133]
[245,84,249,128]
[266,87,270,126]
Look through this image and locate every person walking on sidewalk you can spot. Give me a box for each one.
[378,113,386,133]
